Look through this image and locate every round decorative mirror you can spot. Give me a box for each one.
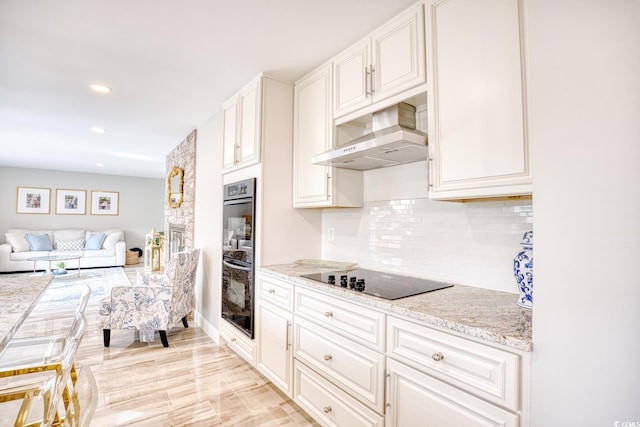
[167,166,184,208]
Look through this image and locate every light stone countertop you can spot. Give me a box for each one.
[260,263,533,352]
[0,274,54,352]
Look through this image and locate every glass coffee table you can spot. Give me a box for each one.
[27,254,82,276]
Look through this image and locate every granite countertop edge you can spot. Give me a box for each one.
[259,264,533,352]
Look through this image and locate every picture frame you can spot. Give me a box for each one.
[91,190,119,216]
[55,189,86,215]
[16,186,51,214]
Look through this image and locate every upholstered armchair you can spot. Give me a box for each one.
[98,248,200,347]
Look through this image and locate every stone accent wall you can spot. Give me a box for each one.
[165,129,196,258]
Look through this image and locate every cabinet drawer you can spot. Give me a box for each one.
[295,286,385,351]
[386,358,518,427]
[257,274,294,310]
[387,316,520,411]
[294,360,384,427]
[294,317,385,413]
[220,319,256,366]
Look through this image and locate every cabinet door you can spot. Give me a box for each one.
[371,3,425,102]
[386,359,519,427]
[237,76,262,167]
[427,0,531,199]
[222,96,238,172]
[333,40,371,118]
[256,302,293,396]
[293,64,333,207]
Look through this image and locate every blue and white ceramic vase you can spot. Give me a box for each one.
[513,230,533,309]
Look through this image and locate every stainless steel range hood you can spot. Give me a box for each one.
[312,102,427,171]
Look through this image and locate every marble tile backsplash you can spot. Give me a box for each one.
[321,198,533,294]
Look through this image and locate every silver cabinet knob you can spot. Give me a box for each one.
[323,406,332,414]
[324,354,333,361]
[267,289,275,293]
[432,352,444,362]
[324,311,333,317]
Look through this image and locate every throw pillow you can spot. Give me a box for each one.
[85,233,106,250]
[56,239,85,251]
[102,231,123,249]
[5,232,30,252]
[25,233,53,251]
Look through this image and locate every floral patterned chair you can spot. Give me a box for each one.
[98,248,200,347]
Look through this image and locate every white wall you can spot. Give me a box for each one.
[0,166,164,249]
[322,161,533,293]
[193,110,224,342]
[528,0,640,424]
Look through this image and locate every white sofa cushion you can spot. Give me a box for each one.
[53,229,86,243]
[83,248,116,258]
[49,250,84,257]
[10,250,51,261]
[5,232,30,252]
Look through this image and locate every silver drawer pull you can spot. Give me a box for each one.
[324,311,333,317]
[432,352,444,362]
[324,354,333,361]
[230,337,237,343]
[267,289,275,293]
[323,406,332,414]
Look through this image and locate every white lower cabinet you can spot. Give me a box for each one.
[386,315,527,427]
[386,359,518,427]
[294,286,385,351]
[254,272,530,427]
[294,360,384,427]
[256,302,292,396]
[256,274,294,396]
[387,316,519,410]
[220,318,256,366]
[294,316,385,412]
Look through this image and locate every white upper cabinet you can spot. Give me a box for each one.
[333,3,426,119]
[426,0,532,199]
[293,63,363,208]
[333,42,370,118]
[222,75,262,173]
[222,96,238,171]
[293,64,333,207]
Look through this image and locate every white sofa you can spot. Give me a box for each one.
[0,229,126,273]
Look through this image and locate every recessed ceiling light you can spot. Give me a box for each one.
[91,127,106,133]
[96,163,104,167]
[90,84,111,94]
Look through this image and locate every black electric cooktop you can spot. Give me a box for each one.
[300,268,453,300]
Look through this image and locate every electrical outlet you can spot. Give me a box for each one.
[327,227,335,242]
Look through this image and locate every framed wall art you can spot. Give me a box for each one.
[55,189,86,215]
[16,186,51,214]
[91,190,119,216]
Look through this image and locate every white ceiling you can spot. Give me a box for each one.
[0,0,417,179]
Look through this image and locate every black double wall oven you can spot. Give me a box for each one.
[221,178,256,338]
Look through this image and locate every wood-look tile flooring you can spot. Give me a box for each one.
[10,265,319,427]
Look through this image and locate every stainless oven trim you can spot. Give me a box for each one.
[223,259,252,271]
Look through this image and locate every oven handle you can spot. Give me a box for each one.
[223,259,252,272]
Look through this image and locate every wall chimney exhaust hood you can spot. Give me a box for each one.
[312,102,427,171]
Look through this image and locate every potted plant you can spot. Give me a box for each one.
[53,261,67,275]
